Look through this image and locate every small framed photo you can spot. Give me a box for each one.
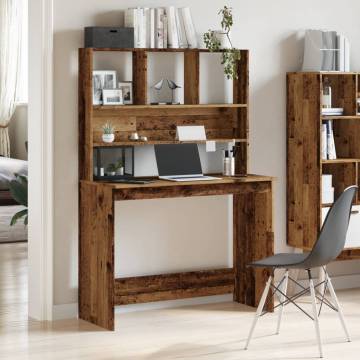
[102,89,123,105]
[93,70,117,105]
[118,82,133,104]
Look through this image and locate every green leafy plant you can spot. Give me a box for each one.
[107,160,123,173]
[9,174,28,226]
[203,6,241,80]
[102,122,115,135]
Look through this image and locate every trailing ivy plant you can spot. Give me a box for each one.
[203,6,241,80]
[9,174,28,226]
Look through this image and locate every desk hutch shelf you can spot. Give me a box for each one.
[287,72,360,260]
[78,47,274,331]
[79,48,249,180]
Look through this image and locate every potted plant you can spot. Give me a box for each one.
[114,160,124,176]
[203,6,241,80]
[102,122,115,143]
[9,174,28,226]
[106,160,124,176]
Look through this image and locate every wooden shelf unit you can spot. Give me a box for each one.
[287,72,360,260]
[79,48,250,180]
[78,47,276,330]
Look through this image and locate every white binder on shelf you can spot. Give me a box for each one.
[176,126,206,141]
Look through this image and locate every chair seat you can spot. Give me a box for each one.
[250,253,310,269]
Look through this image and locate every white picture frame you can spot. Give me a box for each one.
[118,81,133,104]
[93,70,117,105]
[102,89,124,105]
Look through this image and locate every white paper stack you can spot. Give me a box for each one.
[302,29,351,72]
[322,174,334,204]
[322,107,344,116]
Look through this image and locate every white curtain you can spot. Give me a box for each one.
[0,0,22,157]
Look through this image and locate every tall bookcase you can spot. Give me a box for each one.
[78,48,250,182]
[287,71,360,260]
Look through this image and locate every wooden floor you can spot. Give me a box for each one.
[1,243,360,359]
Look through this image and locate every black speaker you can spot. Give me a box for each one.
[84,27,134,48]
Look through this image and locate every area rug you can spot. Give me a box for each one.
[0,206,27,243]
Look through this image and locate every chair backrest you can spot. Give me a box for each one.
[301,185,357,269]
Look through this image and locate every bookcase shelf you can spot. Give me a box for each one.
[321,158,360,164]
[287,71,360,261]
[321,115,360,120]
[79,47,250,180]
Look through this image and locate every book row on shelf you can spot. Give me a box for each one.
[321,120,337,160]
[124,6,197,49]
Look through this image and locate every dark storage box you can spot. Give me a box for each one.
[84,27,134,48]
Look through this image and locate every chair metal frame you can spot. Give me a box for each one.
[245,268,351,358]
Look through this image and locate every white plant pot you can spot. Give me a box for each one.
[214,31,231,49]
[102,133,115,143]
[107,171,116,176]
[116,167,124,176]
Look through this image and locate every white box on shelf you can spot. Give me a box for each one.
[322,205,360,248]
[322,187,334,204]
[322,174,333,191]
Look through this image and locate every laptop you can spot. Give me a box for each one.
[154,143,221,182]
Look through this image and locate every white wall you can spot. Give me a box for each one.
[53,0,360,308]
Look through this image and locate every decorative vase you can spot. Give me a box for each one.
[214,30,231,49]
[102,133,115,143]
[116,167,124,176]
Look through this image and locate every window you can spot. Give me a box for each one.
[17,0,28,104]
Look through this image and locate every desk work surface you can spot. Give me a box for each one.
[81,174,274,190]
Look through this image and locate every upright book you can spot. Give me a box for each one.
[181,7,197,48]
[166,6,179,48]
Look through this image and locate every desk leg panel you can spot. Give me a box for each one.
[233,182,274,309]
[79,182,115,330]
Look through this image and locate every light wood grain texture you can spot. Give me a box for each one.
[184,50,199,104]
[78,48,94,181]
[287,73,321,249]
[233,50,249,175]
[233,182,274,310]
[322,162,357,200]
[79,181,114,330]
[115,269,234,305]
[91,105,241,144]
[132,50,147,105]
[322,74,357,115]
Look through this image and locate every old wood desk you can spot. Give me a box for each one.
[79,175,274,330]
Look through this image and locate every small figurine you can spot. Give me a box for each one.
[166,79,181,104]
[151,78,182,105]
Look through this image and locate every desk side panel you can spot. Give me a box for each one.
[233,181,274,309]
[79,182,114,330]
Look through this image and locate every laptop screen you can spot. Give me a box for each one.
[154,144,203,176]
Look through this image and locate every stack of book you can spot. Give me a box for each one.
[322,107,344,116]
[302,30,350,72]
[321,120,337,160]
[124,7,197,49]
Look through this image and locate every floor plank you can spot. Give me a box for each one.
[1,242,360,359]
